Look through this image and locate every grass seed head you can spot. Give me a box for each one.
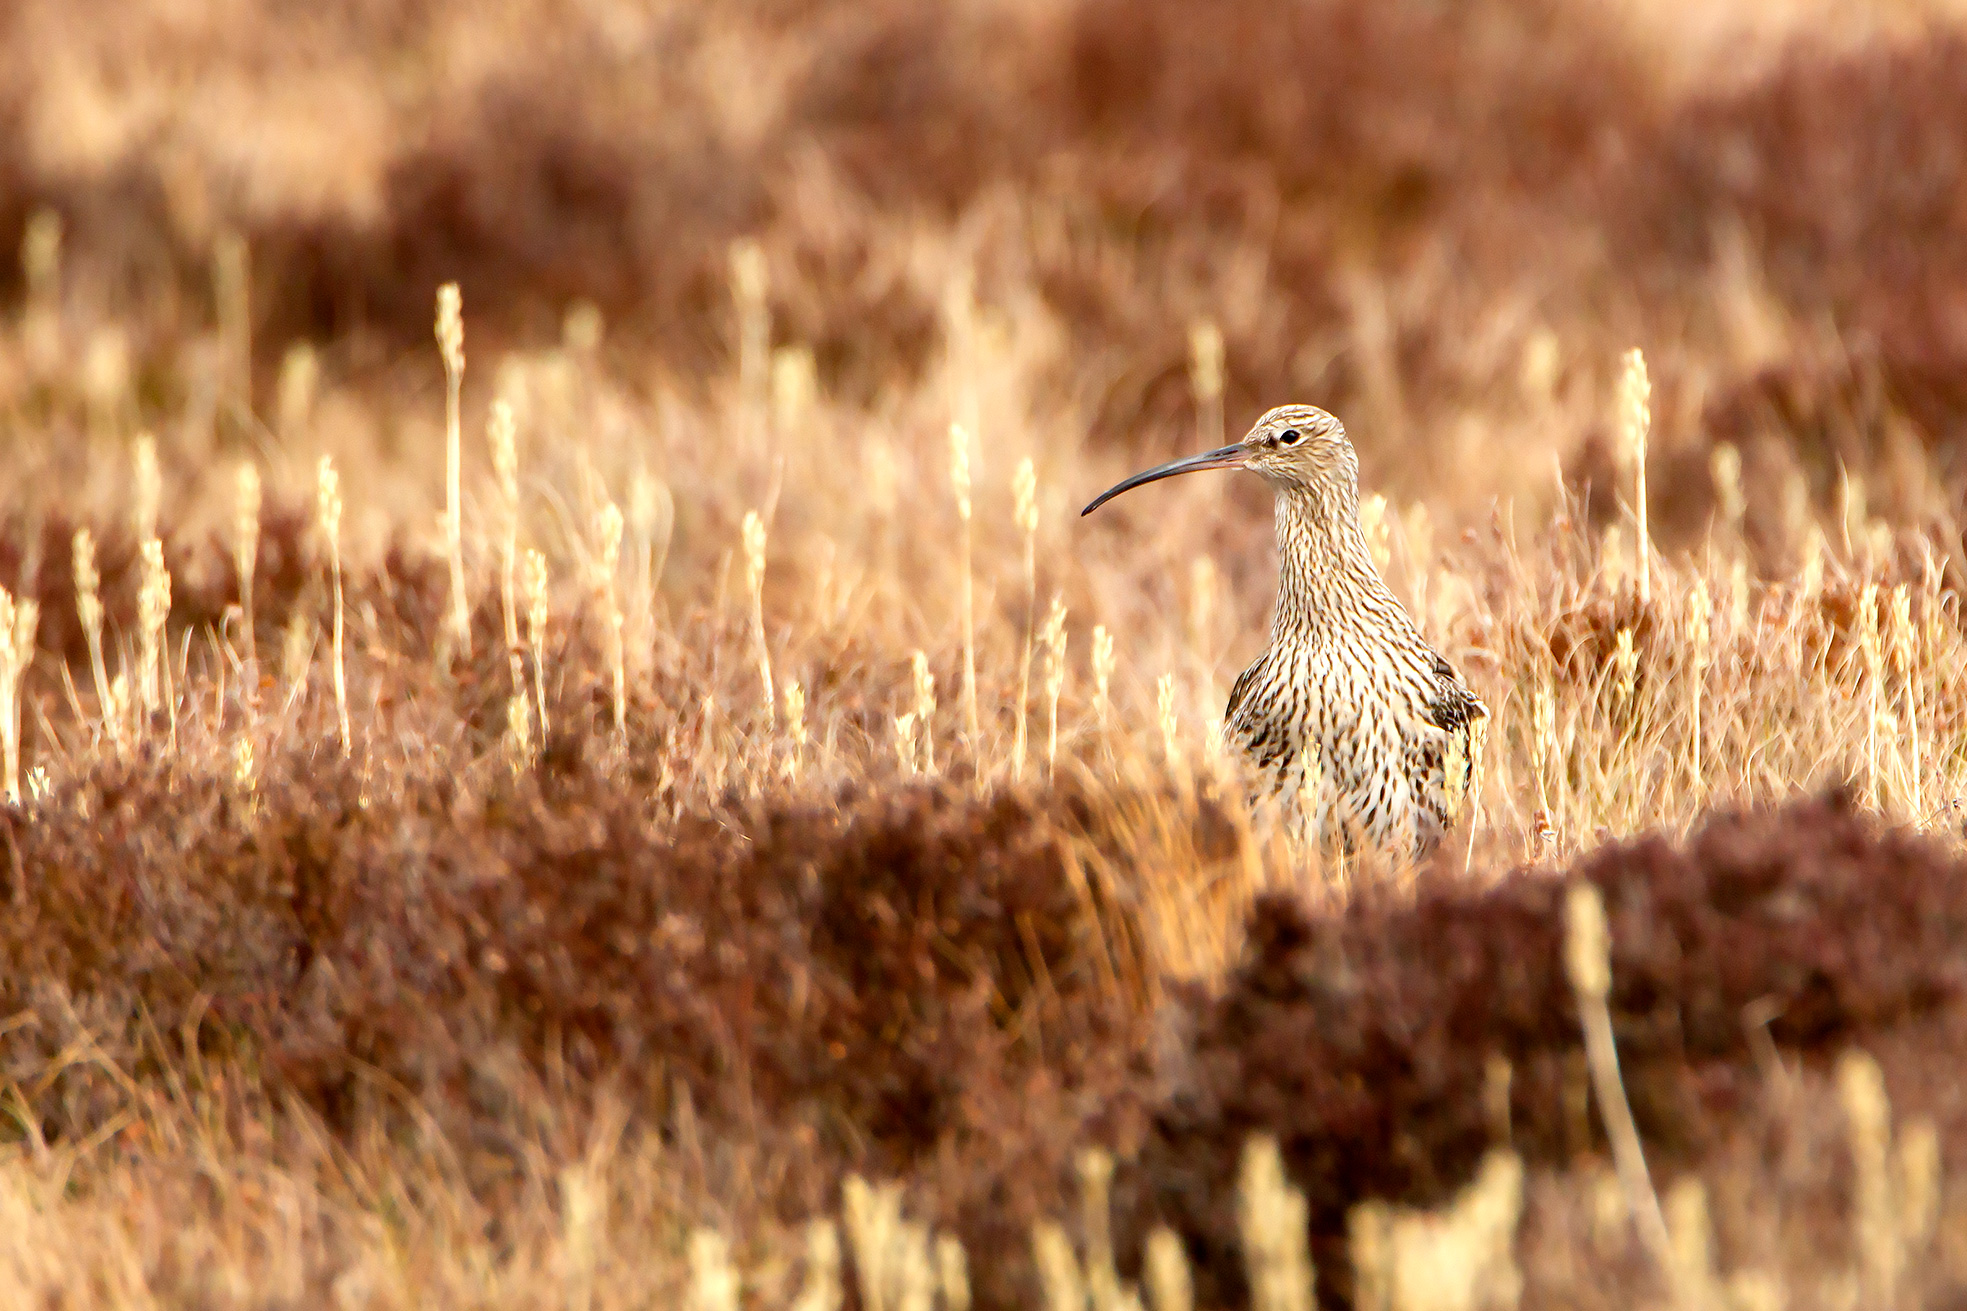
[741,510,767,600]
[934,1235,970,1311]
[1611,627,1637,708]
[435,282,464,375]
[1710,442,1745,533]
[489,399,519,500]
[1041,595,1068,701]
[72,528,101,635]
[276,341,318,436]
[1013,456,1038,537]
[1189,319,1224,401]
[1564,880,1611,1001]
[793,1220,843,1311]
[235,462,262,576]
[686,1227,739,1311]
[1030,1220,1085,1311]
[1145,1226,1194,1311]
[21,208,61,301]
[316,457,342,544]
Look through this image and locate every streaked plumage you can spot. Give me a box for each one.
[1083,404,1486,859]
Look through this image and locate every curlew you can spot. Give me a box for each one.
[1084,404,1486,859]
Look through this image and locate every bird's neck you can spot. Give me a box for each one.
[1271,482,1393,640]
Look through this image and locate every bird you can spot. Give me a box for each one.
[1083,404,1487,860]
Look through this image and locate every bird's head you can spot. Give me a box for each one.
[1081,404,1355,516]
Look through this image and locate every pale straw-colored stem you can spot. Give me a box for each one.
[1565,882,1678,1300]
[436,283,471,655]
[317,457,351,757]
[951,425,979,751]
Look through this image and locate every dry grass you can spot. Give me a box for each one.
[4,0,1967,1306]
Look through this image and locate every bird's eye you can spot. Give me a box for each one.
[1278,429,1301,445]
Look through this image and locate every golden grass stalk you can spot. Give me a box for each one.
[1031,1221,1086,1311]
[1710,442,1745,543]
[791,1219,843,1311]
[1896,1117,1942,1259]
[1687,577,1710,791]
[686,1227,739,1311]
[82,326,130,442]
[784,679,808,780]
[1012,455,1038,781]
[1158,673,1181,773]
[1836,1049,1899,1307]
[950,424,979,750]
[231,734,255,796]
[276,341,318,440]
[136,537,170,719]
[894,713,918,778]
[1351,1148,1523,1311]
[1041,594,1068,777]
[1857,582,1881,808]
[20,209,61,370]
[742,509,774,730]
[235,462,261,705]
[72,528,113,746]
[435,282,471,656]
[524,548,551,739]
[772,344,816,437]
[489,399,524,697]
[1798,525,1825,602]
[1189,318,1224,450]
[1531,681,1555,814]
[564,300,603,356]
[133,432,160,545]
[1727,557,1749,634]
[935,1235,971,1311]
[1611,627,1637,715]
[213,229,250,413]
[504,692,533,774]
[0,585,38,806]
[842,1175,901,1311]
[597,503,627,736]
[895,1222,935,1311]
[280,612,312,692]
[1617,347,1652,606]
[1564,881,1676,1290]
[910,650,936,775]
[1144,1227,1194,1311]
[1664,1177,1721,1311]
[1237,1136,1314,1311]
[1078,1148,1123,1311]
[562,1164,602,1311]
[316,456,350,757]
[1887,585,1919,816]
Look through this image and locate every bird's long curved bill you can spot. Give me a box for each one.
[1081,444,1245,516]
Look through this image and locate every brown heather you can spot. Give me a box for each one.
[4,0,1967,1306]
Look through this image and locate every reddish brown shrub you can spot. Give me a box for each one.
[1125,790,1967,1307]
[0,756,1181,1306]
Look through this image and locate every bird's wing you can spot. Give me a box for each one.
[1224,660,1263,728]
